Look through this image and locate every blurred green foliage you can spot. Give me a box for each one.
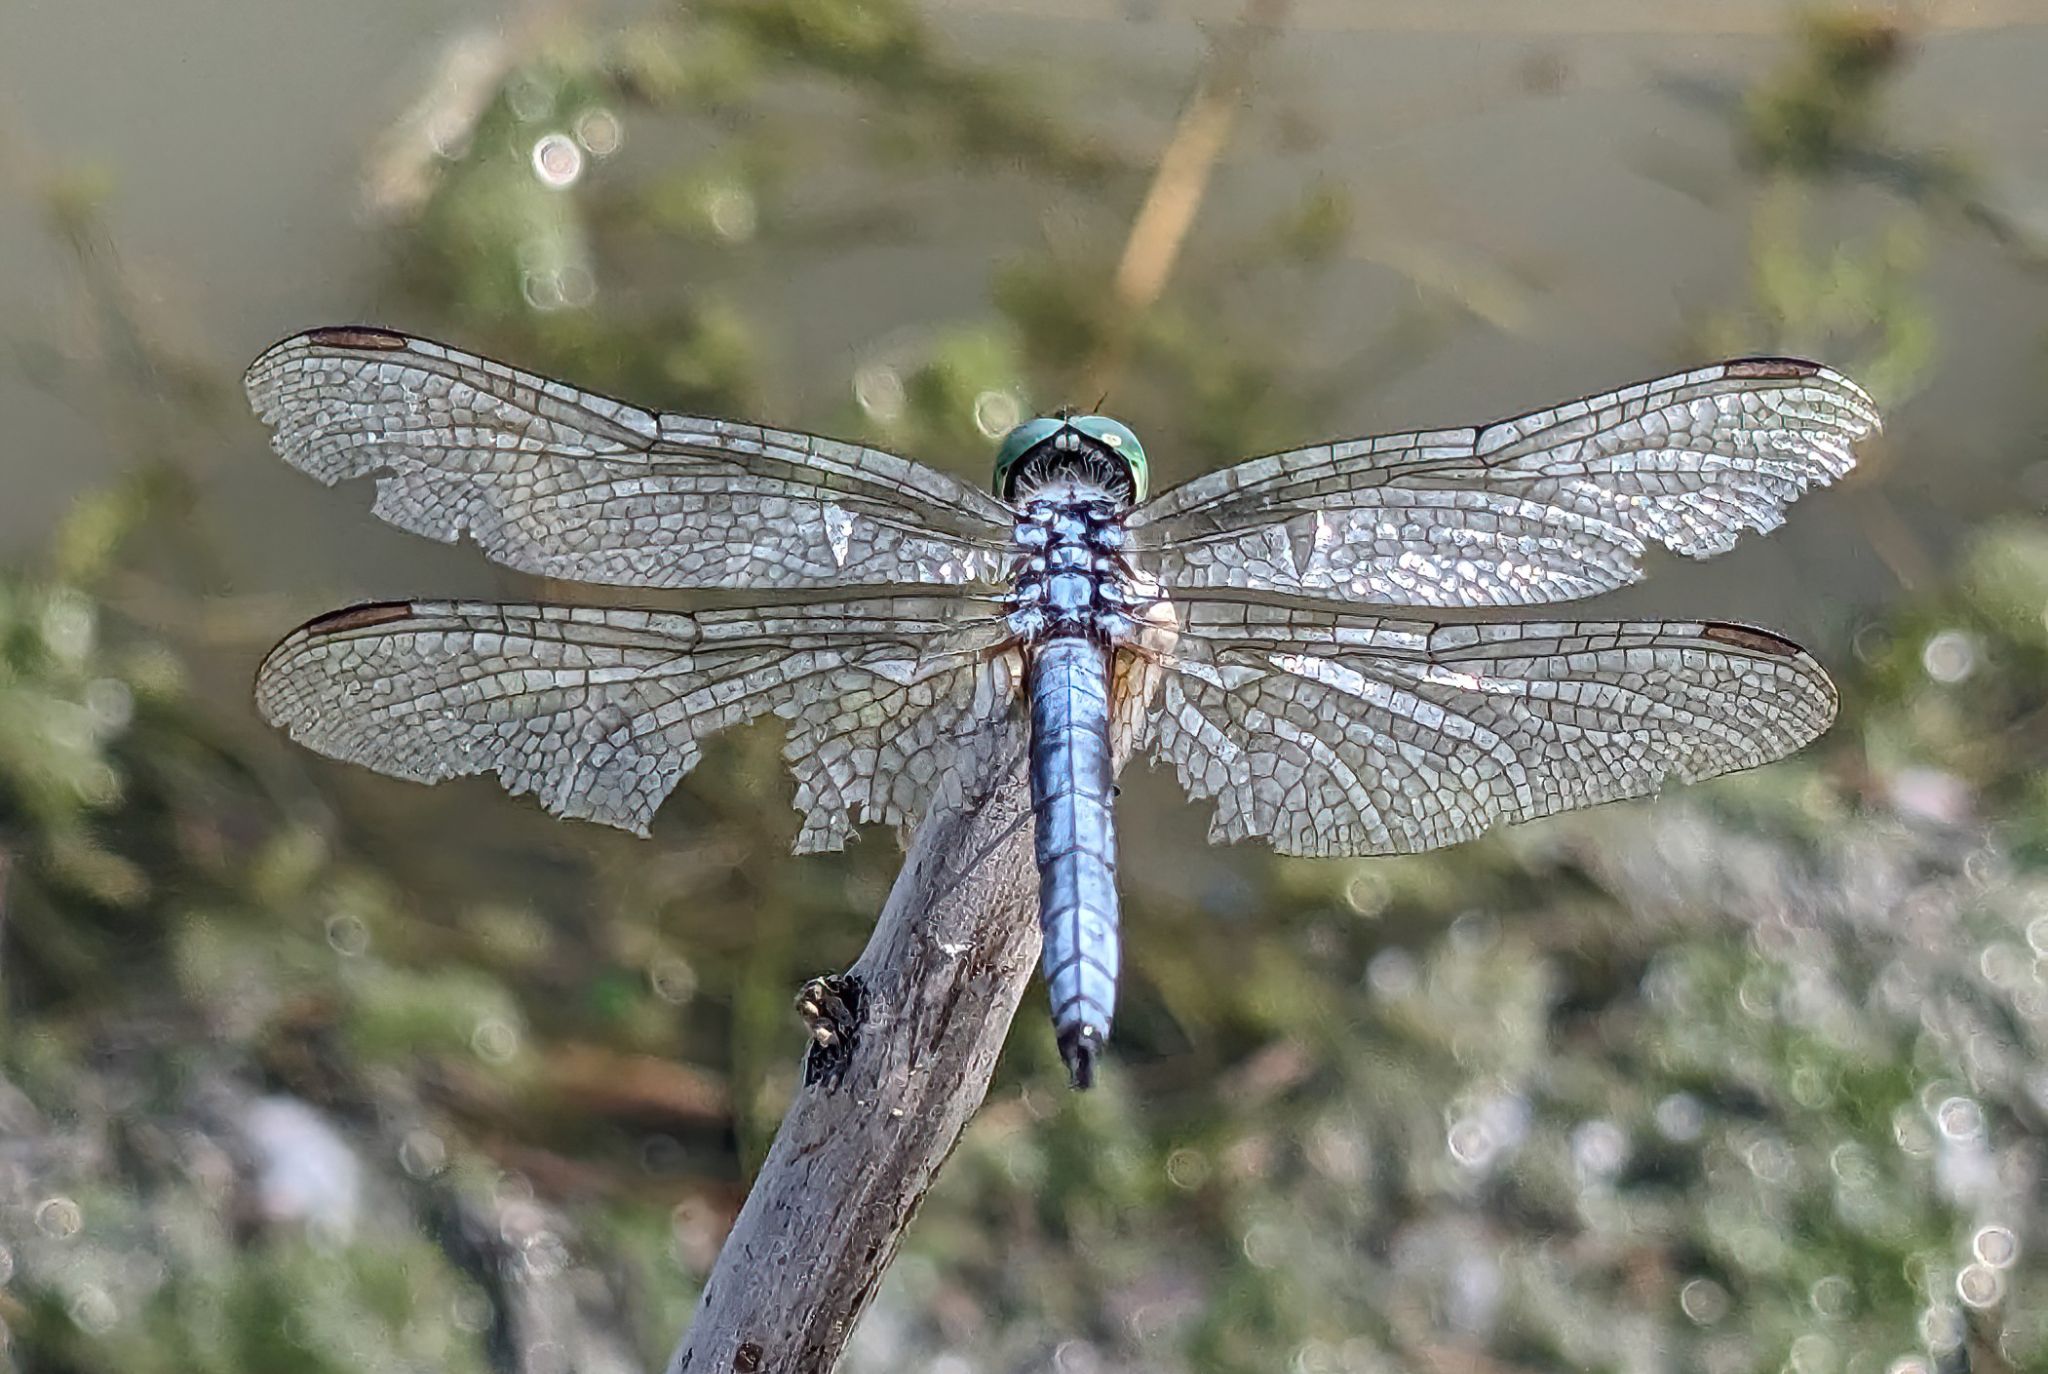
[4,5,2048,1374]
[1742,9,1908,178]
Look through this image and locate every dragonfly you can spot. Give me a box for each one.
[248,326,1878,1087]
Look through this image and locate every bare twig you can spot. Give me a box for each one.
[360,0,594,218]
[1080,0,1289,398]
[667,748,1039,1374]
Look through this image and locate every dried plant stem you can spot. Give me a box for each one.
[1081,0,1289,398]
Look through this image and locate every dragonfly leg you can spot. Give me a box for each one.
[796,974,864,1089]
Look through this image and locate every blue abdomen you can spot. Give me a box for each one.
[1028,635,1120,1088]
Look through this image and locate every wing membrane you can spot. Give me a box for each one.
[255,597,1020,843]
[1134,359,1877,607]
[1149,599,1837,857]
[246,328,1015,591]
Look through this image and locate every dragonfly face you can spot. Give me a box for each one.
[994,414,1150,505]
[247,327,1879,1088]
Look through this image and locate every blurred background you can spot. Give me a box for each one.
[3,1,2047,1371]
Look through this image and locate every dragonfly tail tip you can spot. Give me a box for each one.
[1058,1024,1103,1090]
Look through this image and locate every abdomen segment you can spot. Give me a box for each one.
[1027,635,1121,1088]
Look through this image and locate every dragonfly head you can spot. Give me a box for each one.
[994,414,1150,506]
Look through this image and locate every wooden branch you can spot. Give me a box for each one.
[667,749,1040,1374]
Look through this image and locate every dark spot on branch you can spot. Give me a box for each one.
[732,1342,763,1373]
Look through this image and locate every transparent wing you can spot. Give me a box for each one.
[246,327,1016,591]
[1148,599,1838,858]
[255,597,1021,844]
[783,632,1027,852]
[1133,359,1878,607]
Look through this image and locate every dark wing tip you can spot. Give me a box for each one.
[245,324,412,397]
[254,601,422,723]
[243,323,411,419]
[301,325,412,352]
[1723,357,1824,380]
[297,600,419,637]
[1700,621,1808,658]
[1697,620,1841,752]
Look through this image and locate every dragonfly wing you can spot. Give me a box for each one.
[783,636,1028,853]
[246,327,1015,591]
[1133,359,1878,607]
[255,596,1020,842]
[1150,600,1837,857]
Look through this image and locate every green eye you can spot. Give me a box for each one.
[1068,415,1148,502]
[991,415,1150,502]
[993,417,1066,492]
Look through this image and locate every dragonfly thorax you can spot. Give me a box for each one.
[1004,495,1142,646]
[994,414,1149,506]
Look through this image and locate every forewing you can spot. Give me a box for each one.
[246,327,1015,591]
[1150,599,1838,857]
[1133,359,1878,607]
[255,597,1019,841]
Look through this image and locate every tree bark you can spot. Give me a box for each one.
[667,746,1039,1374]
